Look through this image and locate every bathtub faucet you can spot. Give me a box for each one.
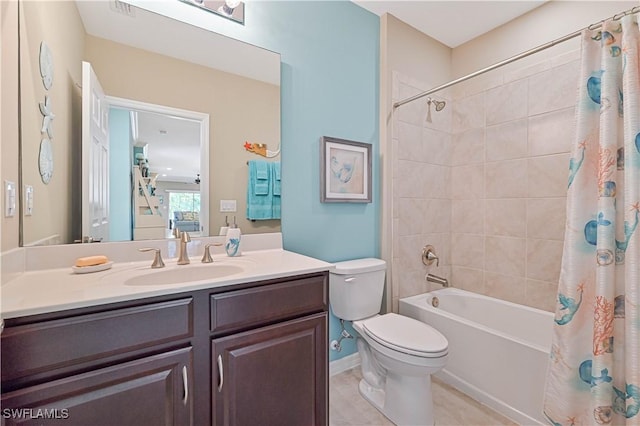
[426,273,449,287]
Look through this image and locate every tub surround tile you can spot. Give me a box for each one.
[550,50,580,68]
[423,232,451,268]
[527,198,566,240]
[527,239,563,283]
[485,79,528,126]
[528,107,575,157]
[398,83,427,126]
[398,198,426,236]
[485,199,526,238]
[525,279,558,313]
[391,66,576,314]
[397,234,428,271]
[396,160,424,198]
[485,159,527,198]
[425,102,453,134]
[452,128,485,166]
[423,199,452,234]
[423,164,450,199]
[452,164,484,200]
[527,154,570,198]
[485,119,528,162]
[453,92,485,132]
[504,59,549,84]
[485,236,526,277]
[397,122,423,161]
[484,271,526,305]
[453,72,503,100]
[451,266,485,294]
[452,199,484,234]
[451,234,484,269]
[423,128,452,166]
[528,61,580,116]
[397,269,430,299]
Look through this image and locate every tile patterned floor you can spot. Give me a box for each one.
[330,367,518,426]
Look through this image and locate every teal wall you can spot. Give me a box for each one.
[206,1,380,362]
[109,108,133,242]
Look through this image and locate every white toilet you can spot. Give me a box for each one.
[330,258,448,426]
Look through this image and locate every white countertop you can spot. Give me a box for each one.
[1,249,333,319]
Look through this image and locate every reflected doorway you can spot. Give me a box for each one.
[107,97,209,241]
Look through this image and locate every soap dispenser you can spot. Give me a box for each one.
[224,216,241,257]
[219,215,229,236]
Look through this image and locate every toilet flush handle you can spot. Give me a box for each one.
[345,277,356,283]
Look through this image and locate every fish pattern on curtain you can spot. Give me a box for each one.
[543,16,640,426]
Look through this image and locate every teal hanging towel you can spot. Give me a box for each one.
[247,160,274,220]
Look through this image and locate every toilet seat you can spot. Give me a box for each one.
[361,313,448,358]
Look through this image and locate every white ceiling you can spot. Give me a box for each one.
[133,111,202,184]
[353,1,546,48]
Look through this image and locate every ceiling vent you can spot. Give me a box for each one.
[110,0,136,18]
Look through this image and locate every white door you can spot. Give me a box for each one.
[82,61,110,242]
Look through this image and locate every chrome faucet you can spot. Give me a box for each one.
[177,232,191,265]
[426,273,449,287]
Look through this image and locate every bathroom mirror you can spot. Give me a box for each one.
[19,0,281,246]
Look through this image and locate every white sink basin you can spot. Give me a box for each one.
[124,264,244,286]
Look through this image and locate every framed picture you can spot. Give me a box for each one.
[320,136,372,203]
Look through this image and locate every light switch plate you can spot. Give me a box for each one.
[25,185,34,216]
[220,199,237,212]
[4,181,16,217]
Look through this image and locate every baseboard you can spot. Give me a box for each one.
[329,352,360,377]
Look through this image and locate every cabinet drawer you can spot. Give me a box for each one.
[1,298,193,382]
[210,274,327,334]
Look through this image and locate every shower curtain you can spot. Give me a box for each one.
[543,16,640,425]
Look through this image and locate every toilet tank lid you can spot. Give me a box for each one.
[331,258,386,275]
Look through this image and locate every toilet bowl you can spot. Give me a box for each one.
[329,259,449,426]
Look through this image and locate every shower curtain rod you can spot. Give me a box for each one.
[393,5,640,110]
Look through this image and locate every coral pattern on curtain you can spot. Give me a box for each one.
[543,16,640,426]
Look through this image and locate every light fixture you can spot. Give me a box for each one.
[219,0,241,17]
[180,0,245,25]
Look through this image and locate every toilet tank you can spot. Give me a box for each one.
[329,258,386,321]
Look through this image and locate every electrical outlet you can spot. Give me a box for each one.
[4,181,16,217]
[220,199,237,212]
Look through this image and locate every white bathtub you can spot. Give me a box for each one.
[399,288,554,425]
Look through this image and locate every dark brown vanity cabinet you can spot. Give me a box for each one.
[0,271,329,426]
[210,276,328,426]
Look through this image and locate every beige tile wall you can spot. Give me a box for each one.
[391,72,452,313]
[392,49,578,313]
[450,51,578,312]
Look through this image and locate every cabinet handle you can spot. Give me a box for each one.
[182,365,189,406]
[217,355,224,392]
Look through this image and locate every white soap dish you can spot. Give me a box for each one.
[72,261,113,274]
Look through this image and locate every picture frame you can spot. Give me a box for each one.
[320,136,372,203]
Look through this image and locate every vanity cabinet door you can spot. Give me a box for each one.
[1,347,193,426]
[212,313,327,426]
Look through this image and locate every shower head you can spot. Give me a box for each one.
[425,97,446,123]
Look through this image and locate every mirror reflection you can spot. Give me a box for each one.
[20,0,281,246]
